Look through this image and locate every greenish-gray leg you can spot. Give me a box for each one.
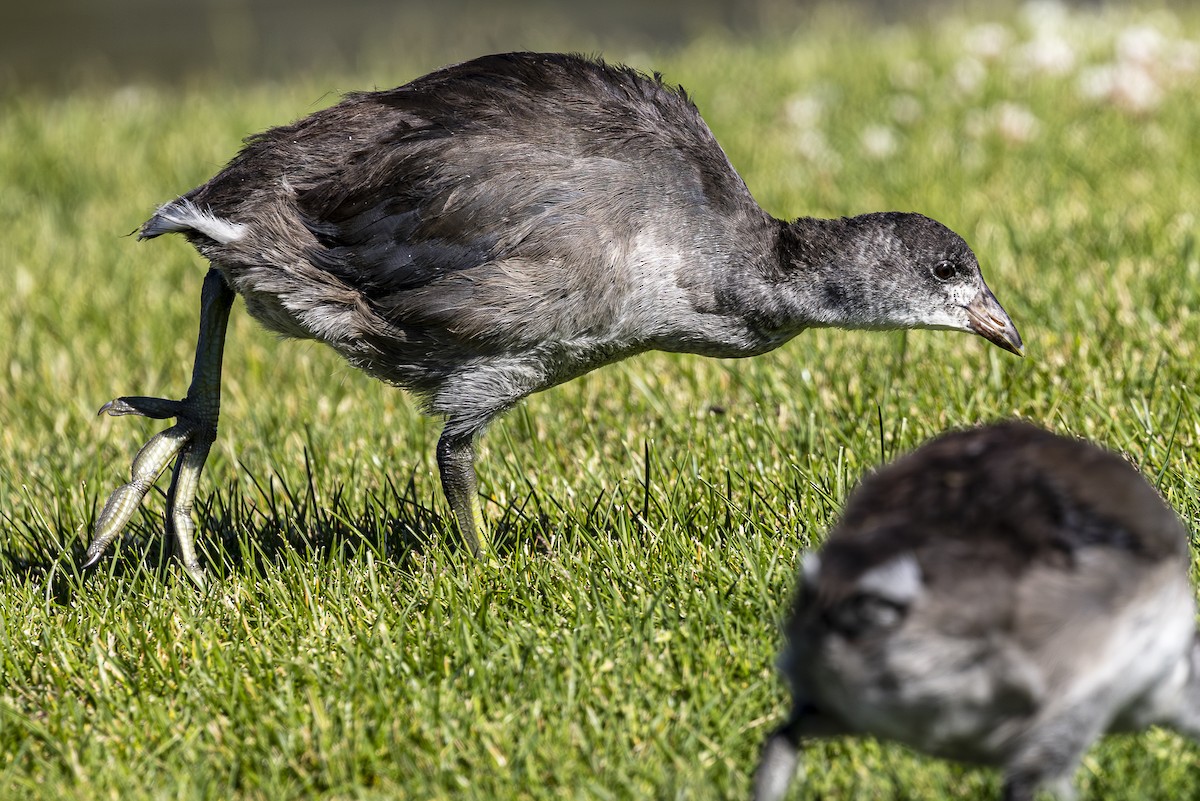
[85,268,235,587]
[436,427,489,557]
[163,436,216,584]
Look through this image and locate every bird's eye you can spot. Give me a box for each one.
[932,261,958,281]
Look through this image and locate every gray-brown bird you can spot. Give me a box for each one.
[754,421,1200,801]
[86,52,1022,584]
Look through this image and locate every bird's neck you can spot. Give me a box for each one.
[720,216,874,340]
[653,216,884,359]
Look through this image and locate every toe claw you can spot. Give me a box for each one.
[181,561,207,589]
[99,396,185,419]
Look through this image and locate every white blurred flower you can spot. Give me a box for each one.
[1014,35,1076,76]
[784,93,824,130]
[891,60,931,91]
[1078,65,1115,100]
[1020,0,1069,37]
[792,129,841,170]
[1078,62,1162,114]
[953,57,987,94]
[1117,26,1167,67]
[1169,40,1200,76]
[889,94,923,126]
[860,125,899,160]
[111,85,149,111]
[1112,67,1160,113]
[965,23,1014,61]
[995,102,1040,143]
[964,109,990,140]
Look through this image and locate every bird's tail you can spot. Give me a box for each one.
[140,198,246,244]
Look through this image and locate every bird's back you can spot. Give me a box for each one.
[197,52,758,224]
[149,53,776,401]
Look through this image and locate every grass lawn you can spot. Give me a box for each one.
[3,2,1200,798]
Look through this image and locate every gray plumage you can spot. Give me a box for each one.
[86,52,1022,579]
[754,421,1200,801]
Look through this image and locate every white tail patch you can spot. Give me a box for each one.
[142,199,246,243]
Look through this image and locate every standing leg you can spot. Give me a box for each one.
[1152,634,1200,740]
[85,268,235,586]
[1001,713,1098,801]
[436,426,489,557]
[1002,772,1077,801]
[753,722,801,801]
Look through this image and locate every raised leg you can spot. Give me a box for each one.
[753,723,800,801]
[84,268,235,586]
[753,703,849,801]
[436,426,488,556]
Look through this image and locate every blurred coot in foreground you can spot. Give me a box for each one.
[755,421,1200,801]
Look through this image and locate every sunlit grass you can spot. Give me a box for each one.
[3,3,1200,799]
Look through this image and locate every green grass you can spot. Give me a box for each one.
[4,3,1200,799]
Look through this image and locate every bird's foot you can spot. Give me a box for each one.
[85,268,234,587]
[86,393,219,587]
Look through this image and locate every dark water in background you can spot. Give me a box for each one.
[2,0,967,94]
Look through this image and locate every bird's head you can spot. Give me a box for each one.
[781,212,1023,355]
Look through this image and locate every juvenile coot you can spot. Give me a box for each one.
[86,52,1023,584]
[754,422,1200,801]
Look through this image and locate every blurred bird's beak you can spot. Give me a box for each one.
[966,285,1023,356]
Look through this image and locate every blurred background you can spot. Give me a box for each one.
[0,0,1091,94]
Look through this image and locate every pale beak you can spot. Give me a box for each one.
[966,285,1023,356]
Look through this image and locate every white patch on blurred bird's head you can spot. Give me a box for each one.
[856,553,922,605]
